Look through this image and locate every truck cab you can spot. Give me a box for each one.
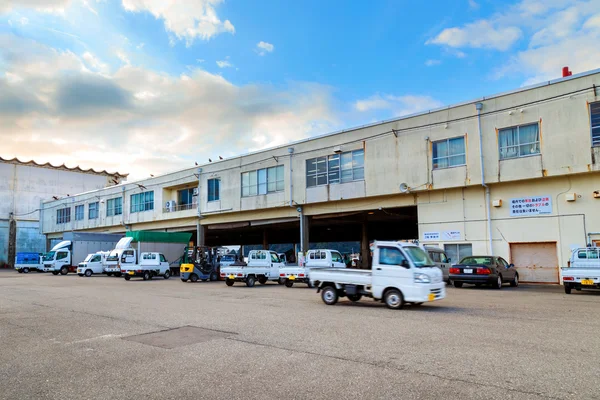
[122,252,171,281]
[77,252,109,277]
[280,249,346,287]
[104,237,137,277]
[221,250,285,287]
[42,241,72,275]
[561,247,600,294]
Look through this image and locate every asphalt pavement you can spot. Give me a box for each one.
[1,270,599,400]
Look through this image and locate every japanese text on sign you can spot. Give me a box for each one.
[423,232,440,241]
[509,196,552,216]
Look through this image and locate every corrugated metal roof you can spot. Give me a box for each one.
[0,156,128,178]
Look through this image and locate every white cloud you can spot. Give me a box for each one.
[19,16,29,25]
[354,94,443,117]
[216,60,232,68]
[196,58,205,63]
[82,0,98,15]
[468,0,479,9]
[425,59,441,67]
[82,51,109,74]
[116,50,130,65]
[0,0,71,14]
[427,20,522,51]
[136,42,145,49]
[121,0,235,45]
[256,41,274,56]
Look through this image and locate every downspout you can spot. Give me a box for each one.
[476,102,493,256]
[196,167,202,246]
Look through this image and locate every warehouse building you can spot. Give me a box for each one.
[0,158,127,267]
[40,69,600,283]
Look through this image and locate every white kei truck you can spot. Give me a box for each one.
[561,246,600,294]
[279,249,347,288]
[121,252,171,281]
[310,241,446,309]
[221,250,285,287]
[77,251,110,277]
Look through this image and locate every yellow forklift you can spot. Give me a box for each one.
[180,246,220,282]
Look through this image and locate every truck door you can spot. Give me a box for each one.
[270,252,280,278]
[159,254,169,274]
[56,251,70,267]
[330,251,345,268]
[371,246,412,299]
[123,250,135,265]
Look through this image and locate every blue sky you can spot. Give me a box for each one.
[1,0,599,178]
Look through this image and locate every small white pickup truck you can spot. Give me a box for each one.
[279,249,346,287]
[562,247,600,294]
[77,251,109,277]
[310,241,445,309]
[221,250,284,287]
[121,252,171,281]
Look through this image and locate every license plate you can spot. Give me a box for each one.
[428,293,435,301]
[581,279,594,285]
[289,275,296,280]
[228,274,235,279]
[128,271,134,275]
[463,269,473,274]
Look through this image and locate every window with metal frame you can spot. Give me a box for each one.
[591,102,600,146]
[207,179,220,202]
[177,188,195,209]
[443,243,472,263]
[88,202,99,219]
[75,205,84,221]
[432,137,466,169]
[130,191,154,213]
[56,207,71,224]
[306,149,364,188]
[498,123,540,160]
[241,166,284,197]
[106,197,123,217]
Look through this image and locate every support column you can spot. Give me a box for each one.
[196,222,206,247]
[262,229,269,250]
[361,220,369,269]
[7,215,16,268]
[300,214,309,253]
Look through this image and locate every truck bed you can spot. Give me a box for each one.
[310,268,372,285]
[561,267,600,279]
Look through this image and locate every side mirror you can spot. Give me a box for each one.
[509,263,515,268]
[401,259,410,268]
[447,258,451,263]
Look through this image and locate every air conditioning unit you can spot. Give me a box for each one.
[192,188,199,196]
[165,200,176,212]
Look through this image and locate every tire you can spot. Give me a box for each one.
[190,274,198,283]
[321,286,338,305]
[84,269,92,277]
[258,276,268,285]
[225,279,234,286]
[278,278,284,285]
[246,276,256,287]
[384,289,404,310]
[23,268,30,274]
[163,270,170,280]
[60,266,68,275]
[564,284,572,294]
[143,271,150,281]
[453,281,463,288]
[181,278,188,282]
[284,281,293,288]
[52,271,59,276]
[18,270,23,273]
[210,272,218,281]
[494,275,503,289]
[510,274,519,287]
[348,294,362,302]
[124,275,131,281]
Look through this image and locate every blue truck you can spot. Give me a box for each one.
[15,252,44,273]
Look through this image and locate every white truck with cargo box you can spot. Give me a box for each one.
[310,241,446,309]
[43,232,122,275]
[121,252,171,281]
[77,251,110,277]
[220,250,285,287]
[279,249,346,287]
[561,246,600,294]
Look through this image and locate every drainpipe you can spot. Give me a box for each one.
[288,148,294,207]
[196,167,202,246]
[476,102,493,256]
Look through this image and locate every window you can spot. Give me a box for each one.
[331,252,343,263]
[444,244,473,263]
[207,179,220,202]
[242,166,284,197]
[429,251,440,262]
[306,149,364,187]
[106,197,123,217]
[270,253,280,263]
[379,247,407,266]
[89,202,99,219]
[499,123,540,160]
[56,208,71,224]
[130,191,154,213]
[56,251,68,260]
[591,102,600,146]
[75,205,84,221]
[577,249,599,259]
[251,251,267,260]
[92,255,101,262]
[498,258,509,268]
[433,137,466,169]
[159,254,167,263]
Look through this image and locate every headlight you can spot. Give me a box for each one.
[414,273,431,283]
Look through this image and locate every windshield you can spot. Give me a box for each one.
[84,254,93,262]
[461,256,492,265]
[106,251,120,262]
[43,252,55,261]
[404,247,435,268]
[221,255,235,262]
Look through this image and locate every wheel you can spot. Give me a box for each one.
[510,274,519,287]
[225,279,234,286]
[278,278,284,285]
[181,278,188,282]
[124,275,131,281]
[115,272,122,277]
[321,286,338,305]
[147,273,153,280]
[347,294,362,302]
[453,281,463,288]
[163,270,170,280]
[258,276,268,285]
[493,275,503,289]
[384,289,404,310]
[52,271,59,276]
[143,271,150,281]
[23,268,30,273]
[84,269,92,277]
[246,276,256,287]
[210,271,218,281]
[60,266,68,275]
[285,281,294,288]
[564,284,572,294]
[17,270,23,273]
[190,274,198,282]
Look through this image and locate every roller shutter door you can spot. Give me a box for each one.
[510,242,558,283]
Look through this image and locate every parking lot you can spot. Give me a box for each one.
[1,271,599,400]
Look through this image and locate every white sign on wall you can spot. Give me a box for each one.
[423,232,440,241]
[443,231,461,240]
[509,196,552,217]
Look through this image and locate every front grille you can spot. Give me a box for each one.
[430,288,442,298]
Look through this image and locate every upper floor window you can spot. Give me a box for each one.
[242,165,284,197]
[433,137,466,169]
[306,149,364,188]
[130,191,154,213]
[590,102,600,146]
[499,123,540,160]
[106,197,123,217]
[88,202,99,219]
[207,179,220,202]
[74,205,84,221]
[178,188,196,210]
[56,207,71,224]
